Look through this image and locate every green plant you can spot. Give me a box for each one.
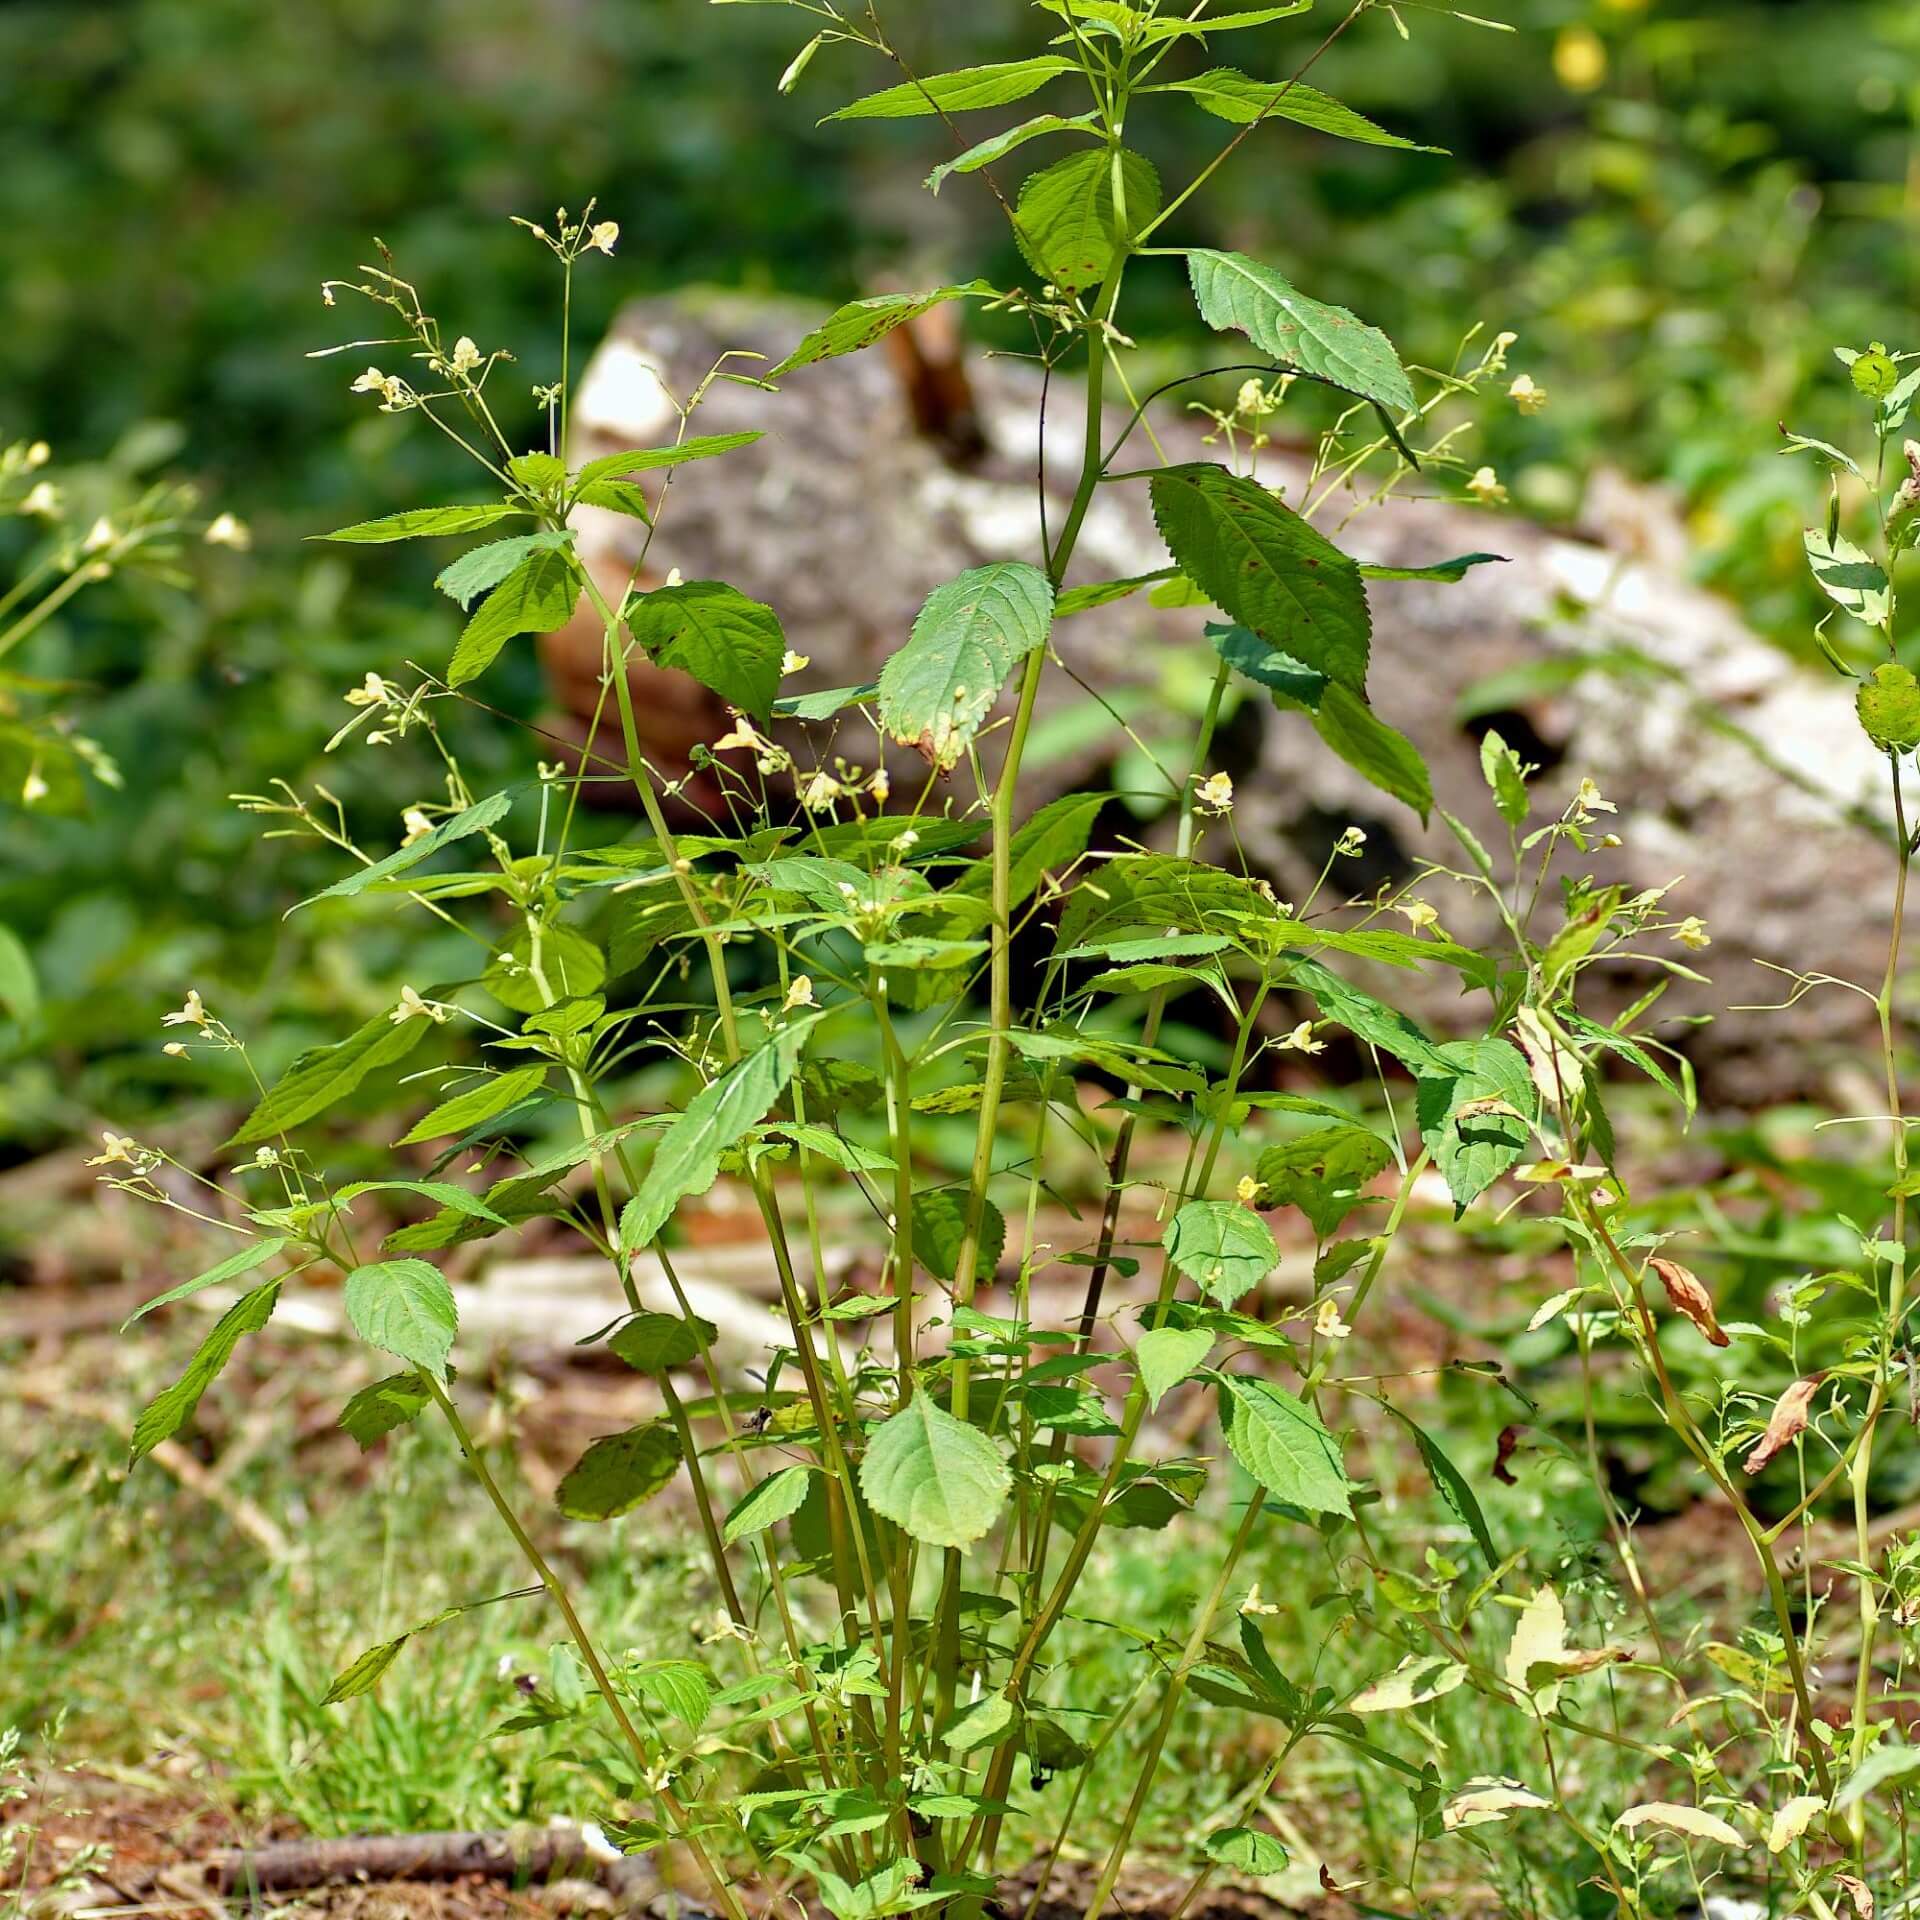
[97,5,1920,1917]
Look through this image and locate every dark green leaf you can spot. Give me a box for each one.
[449,547,585,687]
[435,532,573,610]
[828,58,1079,120]
[1164,1201,1280,1306]
[556,1420,683,1520]
[228,1009,432,1147]
[396,1065,550,1146]
[339,1373,433,1449]
[1014,148,1161,295]
[1154,69,1438,150]
[630,581,786,720]
[131,1280,279,1462]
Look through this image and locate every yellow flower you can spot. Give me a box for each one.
[588,221,620,255]
[450,336,483,375]
[712,712,771,755]
[868,767,891,803]
[19,481,60,518]
[81,516,117,554]
[1314,1297,1353,1341]
[1466,466,1508,506]
[784,975,817,1011]
[1396,899,1440,934]
[800,770,842,812]
[87,1132,140,1167]
[391,984,450,1024]
[1236,1175,1261,1206]
[203,511,251,550]
[161,989,208,1029]
[1672,916,1712,952]
[1279,1021,1326,1055]
[1508,374,1548,415]
[162,1041,187,1058]
[1334,825,1368,858]
[1196,770,1235,815]
[781,649,811,677]
[401,807,436,846]
[1553,24,1608,91]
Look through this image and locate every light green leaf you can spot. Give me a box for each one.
[1188,250,1415,414]
[1014,148,1161,295]
[228,1009,432,1147]
[123,1236,291,1327]
[1859,663,1920,753]
[927,115,1098,194]
[771,287,992,378]
[1350,1654,1469,1713]
[335,1179,507,1227]
[940,1694,1015,1752]
[827,58,1079,120]
[322,1634,410,1704]
[1281,680,1432,821]
[1479,728,1530,826]
[1220,1374,1352,1516]
[344,1258,458,1377]
[0,923,37,1026]
[878,562,1054,770]
[298,791,515,908]
[911,1187,1007,1286]
[434,532,573,610]
[1055,568,1180,616]
[321,504,524,543]
[619,1028,806,1253]
[1154,69,1438,150]
[130,1280,279,1461]
[484,924,605,1015]
[721,1465,814,1545]
[1836,1741,1920,1809]
[1806,527,1891,630]
[556,1420,683,1521]
[630,580,786,720]
[1201,1827,1289,1876]
[338,1373,433,1449]
[859,1394,1011,1548]
[1151,465,1370,692]
[609,1310,719,1374]
[574,432,764,488]
[1416,1037,1535,1213]
[1135,1325,1216,1410]
[508,451,567,495]
[448,546,585,686]
[1164,1201,1280,1307]
[396,1064,550,1146]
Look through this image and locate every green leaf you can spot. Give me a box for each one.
[927,115,1097,194]
[435,532,573,610]
[1479,728,1530,826]
[322,1634,411,1704]
[1135,1325,1215,1410]
[338,1373,433,1449]
[1202,1827,1290,1876]
[123,1237,291,1327]
[771,287,991,378]
[0,923,37,1026]
[396,1065,550,1146]
[574,432,764,488]
[1164,1202,1280,1307]
[1805,527,1891,630]
[1380,1402,1498,1567]
[940,1694,1015,1753]
[618,1027,807,1253]
[1859,663,1920,752]
[130,1280,279,1462]
[298,791,515,908]
[344,1258,458,1377]
[1220,1375,1352,1516]
[1055,568,1180,616]
[1188,250,1415,414]
[630,581,786,721]
[321,504,524,543]
[859,1394,1011,1548]
[1416,1037,1535,1214]
[1836,1741,1920,1810]
[573,478,653,523]
[1154,69,1438,150]
[947,790,1106,913]
[1014,148,1161,295]
[335,1179,507,1227]
[484,924,605,1015]
[1280,680,1432,821]
[1255,1125,1394,1238]
[448,546,585,687]
[911,1187,1007,1286]
[609,1310,719,1373]
[721,1465,814,1545]
[228,1009,432,1147]
[508,451,567,496]
[1151,465,1370,692]
[635,1659,712,1729]
[556,1420,683,1521]
[827,58,1079,120]
[1359,553,1506,583]
[878,562,1054,770]
[1208,622,1327,704]
[1283,954,1442,1072]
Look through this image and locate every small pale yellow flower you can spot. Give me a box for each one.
[588,221,620,255]
[1571,776,1616,818]
[1466,466,1508,506]
[449,336,483,375]
[162,1041,187,1057]
[87,1132,139,1167]
[1672,916,1712,951]
[1508,374,1548,415]
[161,989,208,1029]
[1240,1584,1281,1616]
[401,807,436,845]
[20,766,48,805]
[891,828,919,855]
[1197,770,1235,815]
[1236,1175,1261,1206]
[25,442,49,468]
[1396,899,1440,934]
[253,1147,281,1168]
[1314,1297,1353,1341]
[800,770,843,811]
[1334,825,1368,858]
[868,767,891,803]
[391,984,450,1025]
[712,712,771,755]
[345,671,391,708]
[781,649,811,677]
[784,975,817,1011]
[203,511,251,550]
[19,481,60,517]
[350,365,389,395]
[81,516,117,554]
[1279,1021,1326,1055]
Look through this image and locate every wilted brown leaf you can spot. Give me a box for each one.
[1743,1373,1826,1475]
[1837,1873,1874,1920]
[1649,1256,1729,1348]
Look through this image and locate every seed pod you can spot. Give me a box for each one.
[1649,1256,1729,1348]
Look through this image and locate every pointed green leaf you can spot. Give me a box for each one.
[630,581,786,721]
[1416,1037,1535,1214]
[1220,1375,1352,1516]
[1135,1326,1216,1410]
[123,1237,291,1327]
[1155,69,1439,150]
[574,432,764,488]
[859,1395,1011,1548]
[609,1310,719,1374]
[1014,148,1161,294]
[556,1419,683,1521]
[228,1009,432,1147]
[721,1465,814,1545]
[396,1065,550,1146]
[827,58,1079,120]
[771,287,992,378]
[344,1258,458,1377]
[1806,527,1891,630]
[927,114,1098,194]
[1164,1201,1280,1306]
[339,1372,433,1449]
[297,791,515,908]
[131,1280,280,1461]
[449,547,585,687]
[321,504,525,544]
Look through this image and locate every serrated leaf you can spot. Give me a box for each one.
[1858,663,1920,752]
[1280,680,1431,820]
[940,1693,1015,1752]
[338,1372,433,1449]
[635,1659,713,1729]
[574,432,764,488]
[1612,1803,1744,1848]
[1417,1037,1535,1213]
[396,1065,550,1146]
[1014,148,1161,294]
[123,1236,291,1327]
[927,115,1097,193]
[435,532,573,610]
[771,287,991,378]
[619,1028,805,1253]
[228,1009,432,1147]
[721,1465,814,1544]
[609,1310,718,1374]
[1164,1201,1279,1307]
[911,1187,1007,1285]
[323,1634,410,1704]
[1359,552,1507,583]
[1189,250,1414,414]
[1350,1654,1468,1713]
[321,504,524,544]
[828,57,1079,120]
[1443,1780,1553,1830]
[1380,1403,1497,1566]
[1135,1325,1215,1410]
[630,580,786,721]
[130,1280,279,1462]
[1219,1375,1352,1515]
[1154,69,1438,150]
[859,1395,1011,1548]
[448,547,584,687]
[344,1259,458,1377]
[878,562,1054,769]
[556,1420,683,1521]
[484,924,605,1015]
[1151,465,1370,692]
[299,791,515,908]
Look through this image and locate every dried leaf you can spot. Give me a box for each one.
[1350,1656,1467,1714]
[1765,1794,1826,1854]
[1612,1802,1745,1848]
[1505,1586,1567,1713]
[1492,1423,1524,1486]
[1442,1780,1552,1831]
[1649,1256,1729,1347]
[1744,1373,1826,1475]
[1836,1875,1875,1920]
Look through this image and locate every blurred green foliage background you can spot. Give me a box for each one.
[0,0,1915,1164]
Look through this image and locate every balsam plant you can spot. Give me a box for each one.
[98,4,1920,1916]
